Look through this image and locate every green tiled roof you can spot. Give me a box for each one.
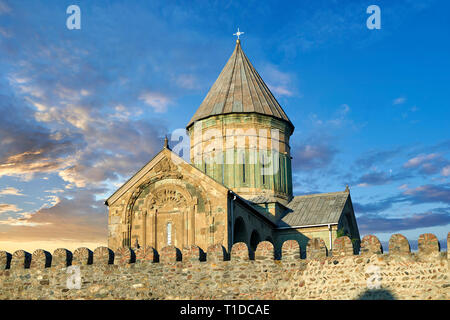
[186,40,293,130]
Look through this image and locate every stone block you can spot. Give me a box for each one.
[31,249,52,269]
[306,238,327,259]
[52,248,72,267]
[231,242,250,261]
[94,247,114,265]
[115,247,135,265]
[255,241,274,260]
[281,240,301,260]
[418,233,440,256]
[206,244,227,262]
[135,246,158,262]
[0,251,11,269]
[333,236,354,257]
[360,235,383,255]
[72,247,93,265]
[182,245,204,262]
[160,246,181,263]
[11,250,31,269]
[388,234,410,255]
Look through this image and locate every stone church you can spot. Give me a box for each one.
[105,39,360,256]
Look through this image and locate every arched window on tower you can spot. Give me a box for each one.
[261,154,266,185]
[167,222,172,246]
[278,156,282,191]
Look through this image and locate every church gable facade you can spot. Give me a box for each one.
[106,38,360,256]
[106,148,232,252]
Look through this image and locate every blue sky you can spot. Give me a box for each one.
[0,0,449,252]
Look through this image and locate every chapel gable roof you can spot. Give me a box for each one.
[278,190,352,228]
[105,147,228,207]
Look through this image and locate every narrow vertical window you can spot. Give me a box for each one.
[242,153,246,183]
[222,162,225,184]
[167,222,172,246]
[262,154,265,185]
[278,157,281,190]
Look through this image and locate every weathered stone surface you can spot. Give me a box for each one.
[10,250,31,269]
[206,244,227,262]
[281,240,301,260]
[388,234,410,255]
[360,235,383,255]
[231,242,250,261]
[418,233,440,256]
[182,245,203,262]
[93,247,114,265]
[115,247,135,265]
[31,249,51,269]
[255,241,274,260]
[160,246,181,263]
[306,238,327,259]
[52,248,72,267]
[333,236,354,257]
[72,247,93,265]
[135,246,158,262]
[0,237,448,300]
[0,251,11,269]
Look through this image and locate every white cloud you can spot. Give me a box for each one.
[139,91,172,113]
[0,203,21,214]
[442,165,450,177]
[44,189,64,194]
[357,183,369,187]
[268,85,294,97]
[176,74,199,90]
[403,153,439,168]
[262,64,297,98]
[0,187,24,196]
[393,97,406,105]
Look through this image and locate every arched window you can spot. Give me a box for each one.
[261,154,266,185]
[167,222,172,246]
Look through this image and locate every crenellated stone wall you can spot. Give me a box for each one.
[0,233,448,300]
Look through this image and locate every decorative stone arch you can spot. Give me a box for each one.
[124,172,182,227]
[123,175,207,249]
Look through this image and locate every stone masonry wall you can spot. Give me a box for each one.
[0,233,449,300]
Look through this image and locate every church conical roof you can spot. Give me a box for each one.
[186,40,294,132]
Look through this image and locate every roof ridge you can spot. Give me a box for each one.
[241,47,264,114]
[241,50,283,119]
[291,190,349,199]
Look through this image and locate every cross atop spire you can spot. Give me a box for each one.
[233,27,244,41]
[163,135,170,150]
